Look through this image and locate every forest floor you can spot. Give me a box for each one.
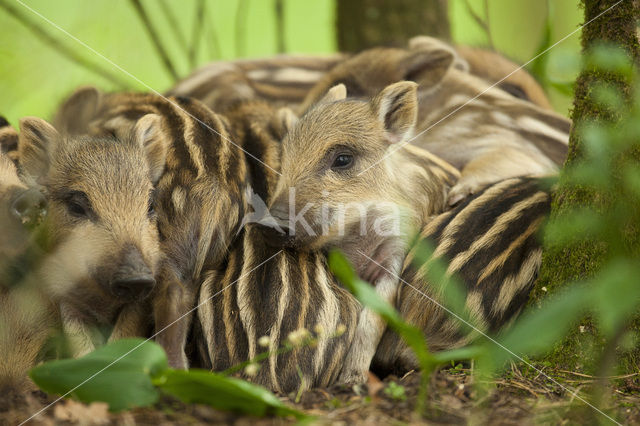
[4,363,640,425]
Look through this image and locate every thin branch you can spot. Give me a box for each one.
[0,0,130,89]
[235,0,250,57]
[157,0,189,56]
[128,0,179,81]
[274,0,286,53]
[464,0,494,50]
[204,3,222,60]
[483,0,494,49]
[188,0,206,69]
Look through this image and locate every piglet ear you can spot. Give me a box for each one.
[405,36,463,85]
[273,107,298,139]
[54,86,102,135]
[132,114,169,184]
[371,81,418,144]
[19,117,60,180]
[318,84,347,104]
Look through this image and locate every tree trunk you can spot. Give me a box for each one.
[532,0,640,370]
[336,0,450,52]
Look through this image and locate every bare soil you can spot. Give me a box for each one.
[3,365,639,425]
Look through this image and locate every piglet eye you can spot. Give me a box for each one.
[331,153,353,170]
[64,191,93,219]
[68,201,87,217]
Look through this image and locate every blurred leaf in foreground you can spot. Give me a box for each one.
[30,338,305,418]
[30,339,166,412]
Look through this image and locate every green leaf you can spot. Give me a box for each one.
[586,44,634,78]
[155,369,306,419]
[409,239,479,334]
[30,339,167,412]
[589,259,640,337]
[485,284,590,370]
[328,250,435,413]
[591,83,624,112]
[543,208,604,246]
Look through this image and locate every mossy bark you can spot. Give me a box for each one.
[532,0,640,372]
[335,0,450,52]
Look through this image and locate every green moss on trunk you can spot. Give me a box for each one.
[532,0,640,372]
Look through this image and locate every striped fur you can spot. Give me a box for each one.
[187,97,362,392]
[54,89,248,368]
[167,54,345,112]
[165,44,552,115]
[373,176,551,374]
[195,227,360,393]
[269,82,460,385]
[300,38,570,205]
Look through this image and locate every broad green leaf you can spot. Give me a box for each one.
[30,339,167,412]
[155,369,306,419]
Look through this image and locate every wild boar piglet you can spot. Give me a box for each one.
[18,115,166,357]
[268,81,458,384]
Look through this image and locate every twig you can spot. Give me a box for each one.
[483,0,494,49]
[0,0,130,89]
[463,0,494,50]
[128,0,179,81]
[157,0,189,55]
[274,0,286,53]
[188,0,206,69]
[235,0,249,57]
[558,370,640,380]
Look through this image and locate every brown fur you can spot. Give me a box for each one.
[301,37,570,206]
[373,177,551,374]
[270,82,459,384]
[18,115,165,358]
[166,54,345,112]
[454,45,553,110]
[194,102,360,393]
[0,126,53,407]
[54,88,250,368]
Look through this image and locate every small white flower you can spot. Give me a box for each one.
[313,324,325,337]
[287,328,311,347]
[541,286,548,292]
[258,335,270,348]
[244,363,260,377]
[579,325,586,333]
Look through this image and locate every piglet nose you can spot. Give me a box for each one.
[111,275,156,300]
[11,189,47,225]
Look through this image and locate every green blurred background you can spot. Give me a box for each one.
[0,0,582,125]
